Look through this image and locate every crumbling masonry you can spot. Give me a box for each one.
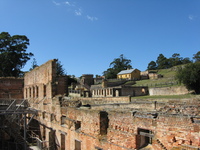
[1,59,200,150]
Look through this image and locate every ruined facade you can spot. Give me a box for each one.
[24,59,67,101]
[23,59,200,150]
[23,59,67,149]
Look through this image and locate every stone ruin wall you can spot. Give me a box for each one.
[149,86,189,96]
[76,96,131,105]
[24,59,55,85]
[24,59,67,102]
[58,101,200,150]
[24,59,57,100]
[0,77,24,99]
[22,59,199,150]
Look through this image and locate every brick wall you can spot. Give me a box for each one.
[58,102,200,150]
[24,59,199,150]
[77,96,131,105]
[0,77,23,99]
[24,59,67,100]
[28,94,200,150]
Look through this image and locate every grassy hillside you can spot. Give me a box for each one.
[133,68,180,87]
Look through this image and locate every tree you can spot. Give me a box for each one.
[29,58,38,71]
[67,75,77,86]
[169,53,182,67]
[156,54,169,69]
[0,32,33,77]
[103,54,132,79]
[103,68,116,79]
[176,62,200,93]
[181,57,192,64]
[193,51,200,62]
[147,61,157,70]
[56,60,66,76]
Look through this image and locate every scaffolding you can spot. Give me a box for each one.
[0,99,37,150]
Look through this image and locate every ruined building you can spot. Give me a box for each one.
[0,59,200,150]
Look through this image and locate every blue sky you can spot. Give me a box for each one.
[1,0,200,77]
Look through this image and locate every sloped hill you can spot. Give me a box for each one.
[134,67,179,87]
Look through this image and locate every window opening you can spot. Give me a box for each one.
[36,86,39,98]
[100,111,109,135]
[75,121,81,131]
[25,88,28,98]
[61,134,65,150]
[29,87,31,98]
[42,112,46,119]
[95,146,103,150]
[61,116,66,125]
[75,140,81,150]
[43,126,46,140]
[137,128,153,149]
[43,85,46,97]
[33,86,35,98]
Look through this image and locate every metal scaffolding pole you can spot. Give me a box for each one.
[24,113,27,150]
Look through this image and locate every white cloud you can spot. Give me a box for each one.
[75,9,82,16]
[52,1,61,6]
[53,1,74,6]
[52,1,98,21]
[188,15,196,20]
[64,1,70,5]
[87,15,98,21]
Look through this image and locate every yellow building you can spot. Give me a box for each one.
[117,69,141,80]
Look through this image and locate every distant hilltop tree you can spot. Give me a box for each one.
[103,54,132,79]
[0,32,33,77]
[147,53,192,70]
[193,51,200,62]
